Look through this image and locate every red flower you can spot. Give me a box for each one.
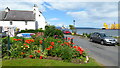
[74,55,77,56]
[13,39,22,41]
[25,41,31,44]
[24,44,27,46]
[68,37,71,40]
[18,39,22,41]
[25,46,28,48]
[79,51,83,54]
[13,39,17,41]
[71,43,75,45]
[40,56,43,59]
[80,49,84,52]
[29,55,33,58]
[64,38,66,40]
[73,46,77,48]
[37,50,41,53]
[61,43,64,46]
[49,46,53,49]
[50,42,54,46]
[30,39,34,42]
[39,40,42,44]
[77,47,81,50]
[57,41,61,43]
[46,48,51,50]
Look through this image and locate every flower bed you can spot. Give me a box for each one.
[2,34,88,64]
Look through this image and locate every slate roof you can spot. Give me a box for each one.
[0,10,35,21]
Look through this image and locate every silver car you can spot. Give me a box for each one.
[90,32,118,45]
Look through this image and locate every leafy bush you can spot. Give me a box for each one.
[19,29,44,33]
[82,33,92,38]
[2,35,87,63]
[44,25,64,38]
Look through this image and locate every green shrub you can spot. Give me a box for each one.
[2,35,87,63]
[19,29,44,33]
[44,25,64,38]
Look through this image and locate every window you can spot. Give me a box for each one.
[10,21,12,25]
[39,15,40,17]
[25,21,27,25]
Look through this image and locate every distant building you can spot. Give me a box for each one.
[0,4,47,31]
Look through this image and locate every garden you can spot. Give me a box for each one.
[1,25,101,66]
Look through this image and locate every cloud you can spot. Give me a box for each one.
[48,18,59,21]
[65,2,118,27]
[43,0,119,2]
[0,0,46,12]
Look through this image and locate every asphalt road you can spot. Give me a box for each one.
[65,35,119,66]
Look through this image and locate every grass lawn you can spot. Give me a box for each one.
[1,58,104,68]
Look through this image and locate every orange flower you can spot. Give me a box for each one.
[17,39,22,41]
[57,41,61,43]
[68,37,71,40]
[13,39,22,41]
[73,46,77,48]
[61,43,64,46]
[21,52,25,55]
[49,46,53,49]
[25,41,31,44]
[79,51,83,54]
[39,40,42,44]
[50,42,54,46]
[46,48,51,50]
[30,39,34,42]
[37,50,41,53]
[40,56,43,59]
[71,43,75,45]
[25,46,29,48]
[29,55,33,58]
[24,44,27,46]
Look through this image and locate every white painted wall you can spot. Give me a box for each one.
[33,6,46,30]
[0,21,35,31]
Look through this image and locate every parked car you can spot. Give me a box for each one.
[90,32,118,45]
[63,30,71,34]
[16,33,35,38]
[62,29,72,34]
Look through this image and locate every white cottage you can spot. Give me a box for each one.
[0,5,47,32]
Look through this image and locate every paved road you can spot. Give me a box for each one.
[65,35,119,66]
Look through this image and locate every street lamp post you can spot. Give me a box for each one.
[73,20,75,27]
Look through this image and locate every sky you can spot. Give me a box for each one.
[0,0,119,28]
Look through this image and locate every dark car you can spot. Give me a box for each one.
[90,32,118,45]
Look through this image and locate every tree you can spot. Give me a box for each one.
[69,25,76,34]
[69,25,75,30]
